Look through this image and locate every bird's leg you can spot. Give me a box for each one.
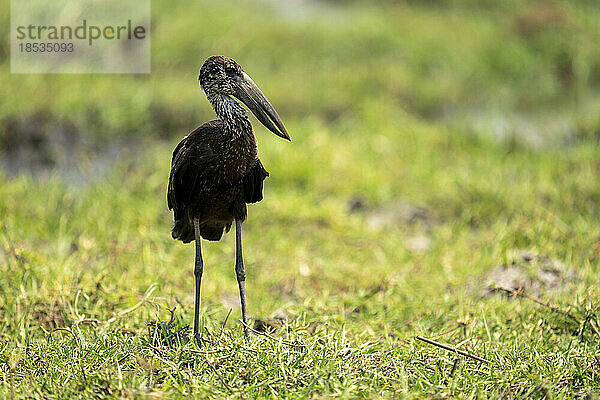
[235,219,249,341]
[193,218,203,346]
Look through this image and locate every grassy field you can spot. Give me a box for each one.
[1,0,600,398]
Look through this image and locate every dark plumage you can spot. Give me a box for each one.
[167,56,290,341]
[168,120,269,242]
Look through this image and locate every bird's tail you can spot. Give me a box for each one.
[172,215,226,242]
[172,217,195,243]
[198,222,225,241]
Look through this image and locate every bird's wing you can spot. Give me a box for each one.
[242,158,269,204]
[167,121,220,213]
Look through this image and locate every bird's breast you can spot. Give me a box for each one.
[214,133,258,184]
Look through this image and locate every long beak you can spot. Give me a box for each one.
[233,72,291,141]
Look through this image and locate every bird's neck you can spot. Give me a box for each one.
[207,92,252,139]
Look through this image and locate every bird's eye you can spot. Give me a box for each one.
[225,66,236,76]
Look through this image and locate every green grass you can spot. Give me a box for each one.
[1,114,599,397]
[1,0,600,398]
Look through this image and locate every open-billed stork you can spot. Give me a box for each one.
[167,56,290,341]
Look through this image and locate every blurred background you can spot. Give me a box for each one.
[1,0,600,319]
[1,0,599,297]
[1,0,600,395]
[1,0,599,178]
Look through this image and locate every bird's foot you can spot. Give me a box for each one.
[194,332,204,348]
[243,325,249,342]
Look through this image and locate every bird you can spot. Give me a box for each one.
[167,56,290,342]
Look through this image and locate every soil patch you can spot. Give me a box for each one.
[348,196,435,231]
[483,250,577,297]
[31,300,68,331]
[253,310,288,334]
[0,113,142,185]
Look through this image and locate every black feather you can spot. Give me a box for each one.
[172,216,194,243]
[167,119,269,243]
[243,160,269,203]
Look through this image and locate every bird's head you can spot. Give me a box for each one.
[199,56,290,141]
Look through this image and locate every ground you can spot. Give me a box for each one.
[1,0,600,398]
